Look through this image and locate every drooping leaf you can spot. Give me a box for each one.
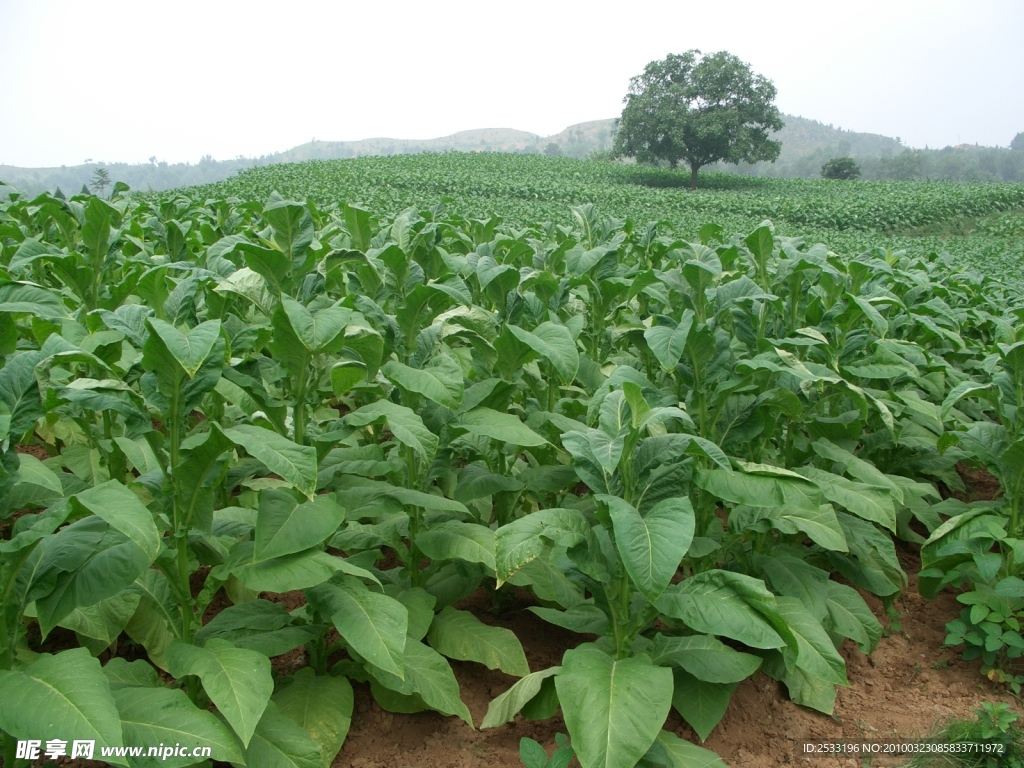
[556,644,673,768]
[428,606,530,676]
[165,638,273,747]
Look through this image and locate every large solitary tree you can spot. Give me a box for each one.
[614,50,784,189]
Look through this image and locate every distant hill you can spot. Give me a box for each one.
[2,116,1020,196]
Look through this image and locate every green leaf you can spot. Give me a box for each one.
[370,639,473,726]
[824,581,882,653]
[307,579,408,678]
[274,668,354,768]
[454,407,548,446]
[774,596,847,686]
[556,644,673,768]
[417,520,496,572]
[671,670,736,742]
[768,504,848,552]
[194,600,320,657]
[14,452,62,493]
[254,490,346,562]
[237,700,323,768]
[601,495,694,602]
[345,400,438,460]
[230,547,370,593]
[0,281,68,319]
[495,508,590,585]
[0,649,125,762]
[644,313,694,371]
[796,466,896,531]
[280,295,350,353]
[428,606,530,676]
[811,439,904,504]
[481,667,561,728]
[697,466,820,509]
[72,480,160,562]
[165,638,273,747]
[113,686,244,767]
[641,729,730,768]
[655,570,789,650]
[383,354,464,409]
[224,425,318,499]
[508,322,579,383]
[649,633,761,684]
[330,360,367,396]
[145,317,222,378]
[59,592,141,647]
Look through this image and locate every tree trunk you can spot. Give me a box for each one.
[690,164,700,190]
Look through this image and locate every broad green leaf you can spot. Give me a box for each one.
[757,554,829,619]
[417,520,496,571]
[330,360,367,395]
[383,354,464,409]
[307,580,408,678]
[230,547,371,593]
[774,596,847,686]
[238,700,323,768]
[274,668,353,768]
[280,295,349,353]
[370,639,473,726]
[194,600,320,657]
[508,322,579,383]
[649,633,761,684]
[824,581,882,653]
[114,686,244,767]
[697,467,820,510]
[454,407,548,446]
[33,516,153,637]
[644,313,694,371]
[671,670,735,742]
[165,638,273,747]
[102,658,161,690]
[481,667,561,728]
[768,504,848,552]
[811,439,904,504]
[556,645,673,768]
[495,508,590,585]
[14,452,62,493]
[146,317,222,378]
[601,495,694,602]
[0,649,125,762]
[59,592,141,647]
[640,729,730,768]
[224,425,318,499]
[254,490,346,562]
[72,480,160,561]
[0,281,68,319]
[655,570,789,650]
[797,466,896,531]
[345,399,439,460]
[428,606,530,676]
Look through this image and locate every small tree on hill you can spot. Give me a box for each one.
[90,167,111,197]
[613,50,784,189]
[1011,132,1024,151]
[821,157,861,180]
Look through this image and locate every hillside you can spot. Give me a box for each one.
[2,116,1020,196]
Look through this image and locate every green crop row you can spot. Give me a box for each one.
[0,173,1022,768]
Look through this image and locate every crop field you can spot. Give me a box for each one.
[1,155,1023,768]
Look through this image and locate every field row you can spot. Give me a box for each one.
[0,179,1021,768]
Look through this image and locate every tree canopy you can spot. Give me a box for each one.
[1011,132,1024,151]
[613,50,784,189]
[821,157,861,180]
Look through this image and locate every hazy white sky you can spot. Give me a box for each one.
[1,0,1022,167]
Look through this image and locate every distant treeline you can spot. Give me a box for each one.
[721,144,1024,183]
